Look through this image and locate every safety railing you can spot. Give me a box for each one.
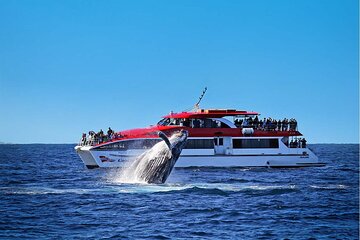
[235,123,298,131]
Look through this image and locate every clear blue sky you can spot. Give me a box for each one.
[0,0,358,143]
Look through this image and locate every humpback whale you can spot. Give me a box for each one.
[128,130,188,184]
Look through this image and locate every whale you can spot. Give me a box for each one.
[128,130,188,184]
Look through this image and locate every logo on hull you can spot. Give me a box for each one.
[99,156,115,162]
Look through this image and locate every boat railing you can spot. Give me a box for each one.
[236,124,298,132]
[78,138,102,146]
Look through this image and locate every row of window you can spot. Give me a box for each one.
[157,118,230,128]
[232,139,279,149]
[96,139,162,150]
[184,139,214,149]
[95,138,279,150]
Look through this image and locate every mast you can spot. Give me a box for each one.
[193,87,207,111]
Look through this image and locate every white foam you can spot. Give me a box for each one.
[111,132,181,184]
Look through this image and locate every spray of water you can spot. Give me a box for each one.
[113,133,180,184]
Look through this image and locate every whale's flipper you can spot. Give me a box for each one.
[158,131,171,150]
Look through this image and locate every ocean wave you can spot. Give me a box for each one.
[1,183,347,197]
[110,183,301,196]
[1,187,96,195]
[309,184,349,190]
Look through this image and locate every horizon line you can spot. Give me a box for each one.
[0,142,359,145]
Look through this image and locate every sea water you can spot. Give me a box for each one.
[0,144,358,239]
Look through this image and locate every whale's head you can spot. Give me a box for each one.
[159,129,188,158]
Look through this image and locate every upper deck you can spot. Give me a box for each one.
[162,109,259,119]
[78,108,302,147]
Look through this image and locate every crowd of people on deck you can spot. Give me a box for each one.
[234,116,298,131]
[289,138,307,148]
[80,127,121,145]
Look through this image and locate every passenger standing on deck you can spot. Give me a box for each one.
[182,118,189,127]
[294,139,299,148]
[282,118,288,131]
[242,118,248,127]
[254,116,259,129]
[266,118,271,131]
[262,118,266,130]
[301,138,307,148]
[88,131,95,145]
[248,117,253,127]
[107,127,113,138]
[98,129,104,142]
[81,133,86,145]
[277,120,282,131]
[234,119,239,127]
[273,119,277,131]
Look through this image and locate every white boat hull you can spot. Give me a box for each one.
[75,146,321,168]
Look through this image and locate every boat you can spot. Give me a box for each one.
[75,90,323,169]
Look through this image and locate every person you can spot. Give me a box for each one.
[193,119,200,128]
[81,133,86,145]
[234,119,240,127]
[107,127,113,137]
[183,118,190,127]
[272,119,277,131]
[216,120,221,128]
[277,119,282,131]
[254,115,259,129]
[242,118,248,127]
[87,131,95,145]
[290,139,294,148]
[294,139,299,148]
[282,118,288,131]
[266,118,271,131]
[261,118,266,130]
[301,138,307,148]
[289,118,295,131]
[97,129,104,143]
[248,117,253,127]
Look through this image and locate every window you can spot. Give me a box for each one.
[281,137,289,146]
[233,139,279,149]
[191,118,222,128]
[220,122,230,128]
[157,118,169,126]
[184,139,214,149]
[219,138,224,145]
[95,139,161,150]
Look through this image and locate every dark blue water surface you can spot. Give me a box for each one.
[0,144,358,239]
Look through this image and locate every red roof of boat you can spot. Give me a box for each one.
[94,124,302,147]
[162,109,259,119]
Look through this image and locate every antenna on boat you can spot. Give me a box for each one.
[182,87,208,112]
[193,87,207,111]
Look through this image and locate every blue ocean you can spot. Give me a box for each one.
[0,144,358,239]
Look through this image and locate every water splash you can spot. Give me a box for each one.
[112,132,180,184]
